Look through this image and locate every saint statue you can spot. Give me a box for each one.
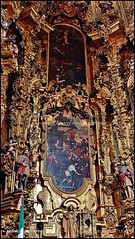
[62,205,78,238]
[15,148,30,190]
[119,159,134,199]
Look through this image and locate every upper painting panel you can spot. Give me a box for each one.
[48,25,87,88]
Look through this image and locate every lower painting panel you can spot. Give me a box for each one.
[46,113,91,192]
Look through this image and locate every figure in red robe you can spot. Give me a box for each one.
[15,148,30,190]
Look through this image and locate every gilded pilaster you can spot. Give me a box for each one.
[107,45,129,152]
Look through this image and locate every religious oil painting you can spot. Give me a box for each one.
[48,25,86,89]
[46,113,90,192]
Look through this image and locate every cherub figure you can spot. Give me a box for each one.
[3,139,17,157]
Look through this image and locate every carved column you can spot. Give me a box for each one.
[1,6,13,133]
[94,109,105,218]
[99,104,115,233]
[105,40,134,238]
[99,103,111,174]
[107,46,129,153]
[29,86,41,172]
[1,72,9,129]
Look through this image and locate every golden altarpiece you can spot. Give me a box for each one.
[1,1,134,238]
